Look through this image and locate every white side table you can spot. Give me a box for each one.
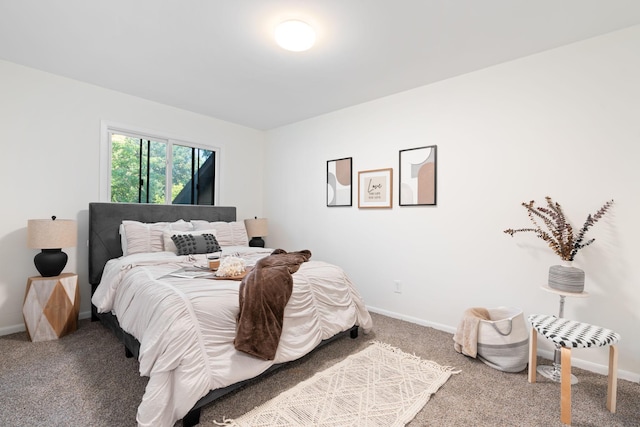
[537,285,589,384]
[22,273,80,342]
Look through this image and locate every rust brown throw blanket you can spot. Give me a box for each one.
[234,249,312,360]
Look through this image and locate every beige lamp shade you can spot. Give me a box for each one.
[27,217,77,249]
[244,217,268,238]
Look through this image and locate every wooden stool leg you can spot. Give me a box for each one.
[528,326,537,383]
[560,346,572,425]
[607,344,618,413]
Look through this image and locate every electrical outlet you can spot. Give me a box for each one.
[393,280,402,293]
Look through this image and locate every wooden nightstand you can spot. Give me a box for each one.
[22,273,80,342]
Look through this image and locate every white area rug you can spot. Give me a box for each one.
[216,341,458,427]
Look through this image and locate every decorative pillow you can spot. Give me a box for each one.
[162,229,218,254]
[171,233,221,256]
[190,220,249,246]
[120,219,192,256]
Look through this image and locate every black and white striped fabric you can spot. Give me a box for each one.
[528,314,620,349]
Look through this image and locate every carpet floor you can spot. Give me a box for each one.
[1,312,639,426]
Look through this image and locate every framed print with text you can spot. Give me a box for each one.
[399,145,437,206]
[327,157,352,206]
[358,168,393,208]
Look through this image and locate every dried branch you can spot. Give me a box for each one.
[504,197,613,261]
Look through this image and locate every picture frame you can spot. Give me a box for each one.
[399,145,437,206]
[358,168,393,208]
[327,157,352,207]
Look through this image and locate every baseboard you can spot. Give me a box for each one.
[0,310,92,337]
[366,305,640,383]
[367,306,457,334]
[0,323,26,336]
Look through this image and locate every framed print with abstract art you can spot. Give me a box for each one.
[399,145,437,206]
[327,157,352,207]
[358,168,393,208]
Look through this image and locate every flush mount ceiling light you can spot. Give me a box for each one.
[274,20,316,52]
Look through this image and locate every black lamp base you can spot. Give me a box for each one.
[34,249,68,277]
[249,237,265,248]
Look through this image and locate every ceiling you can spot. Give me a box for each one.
[1,1,640,130]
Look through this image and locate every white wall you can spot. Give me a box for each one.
[0,60,265,333]
[264,26,640,380]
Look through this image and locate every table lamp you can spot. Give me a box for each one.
[27,216,77,277]
[244,217,268,248]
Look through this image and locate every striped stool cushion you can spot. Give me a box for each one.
[528,314,620,349]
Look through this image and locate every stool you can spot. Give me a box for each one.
[538,285,589,384]
[527,314,621,425]
[529,314,620,424]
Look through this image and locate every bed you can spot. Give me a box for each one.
[88,202,372,427]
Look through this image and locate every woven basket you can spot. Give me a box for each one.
[477,307,529,373]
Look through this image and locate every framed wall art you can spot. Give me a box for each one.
[399,145,437,206]
[327,157,352,207]
[358,168,393,208]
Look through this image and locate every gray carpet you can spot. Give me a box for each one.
[1,312,638,426]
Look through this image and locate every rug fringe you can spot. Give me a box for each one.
[369,340,461,374]
[213,416,238,426]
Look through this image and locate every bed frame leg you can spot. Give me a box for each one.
[125,347,133,358]
[182,407,201,427]
[350,326,359,339]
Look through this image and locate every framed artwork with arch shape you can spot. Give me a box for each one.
[327,157,352,207]
[399,145,437,206]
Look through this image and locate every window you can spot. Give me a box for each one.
[100,122,219,205]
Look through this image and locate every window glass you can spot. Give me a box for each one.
[172,145,215,205]
[106,128,216,205]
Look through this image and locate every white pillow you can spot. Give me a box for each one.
[120,219,193,256]
[190,220,249,246]
[162,229,219,254]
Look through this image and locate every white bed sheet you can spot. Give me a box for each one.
[91,248,372,427]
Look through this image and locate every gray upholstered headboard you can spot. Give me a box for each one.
[88,202,236,286]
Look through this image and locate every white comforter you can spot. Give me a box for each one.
[91,248,373,427]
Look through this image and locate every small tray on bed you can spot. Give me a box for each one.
[211,266,252,281]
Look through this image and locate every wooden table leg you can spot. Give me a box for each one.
[607,344,618,413]
[528,326,537,383]
[560,346,572,425]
